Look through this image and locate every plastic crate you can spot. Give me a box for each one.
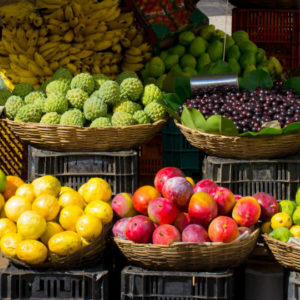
[28,147,138,195]
[0,120,27,179]
[162,120,203,181]
[0,264,108,300]
[202,155,300,200]
[121,266,234,300]
[232,8,300,70]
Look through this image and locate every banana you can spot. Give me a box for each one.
[25,28,34,39]
[110,64,119,74]
[9,54,19,66]
[126,47,142,56]
[71,2,83,18]
[125,54,144,64]
[74,23,85,35]
[19,76,39,85]
[121,62,144,72]
[59,56,70,66]
[26,47,36,57]
[58,43,71,51]
[2,40,15,53]
[48,18,62,26]
[46,25,61,34]
[92,65,101,74]
[39,26,48,37]
[19,54,30,68]
[64,5,74,21]
[86,33,104,42]
[64,30,74,42]
[49,35,62,42]
[111,54,122,64]
[59,22,70,33]
[34,52,48,68]
[144,52,152,61]
[33,16,43,27]
[28,63,44,76]
[49,61,59,71]
[43,66,53,76]
[66,63,77,73]
[69,47,81,54]
[76,50,94,59]
[16,27,27,49]
[126,26,137,40]
[85,40,95,50]
[112,44,122,54]
[41,47,57,59]
[140,43,151,53]
[10,63,35,78]
[39,41,58,53]
[131,33,143,47]
[44,8,64,22]
[49,51,68,61]
[94,40,112,51]
[74,35,85,43]
[120,38,131,48]
[37,37,48,46]
[69,17,79,28]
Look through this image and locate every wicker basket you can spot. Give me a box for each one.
[174,120,300,159]
[5,119,167,152]
[114,228,259,271]
[263,234,300,271]
[4,223,112,270]
[229,0,300,9]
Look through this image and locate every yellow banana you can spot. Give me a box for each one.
[86,33,104,42]
[19,54,30,68]
[46,25,61,34]
[58,43,71,51]
[112,44,122,54]
[42,47,58,60]
[10,63,35,78]
[37,37,48,46]
[44,8,64,22]
[64,30,74,42]
[16,27,27,48]
[25,28,34,39]
[140,43,151,53]
[131,34,143,47]
[110,64,119,74]
[126,26,137,40]
[121,62,143,72]
[33,16,43,27]
[111,54,122,64]
[144,52,152,61]
[120,38,131,48]
[48,18,62,26]
[49,61,59,71]
[74,23,85,35]
[49,35,62,42]
[71,2,82,17]
[76,50,94,59]
[34,52,48,68]
[69,17,79,28]
[39,41,58,53]
[26,47,36,57]
[43,66,53,76]
[74,35,84,43]
[28,63,44,76]
[72,43,84,50]
[94,40,112,51]
[126,47,142,56]
[69,47,81,54]
[39,26,48,37]
[92,65,101,74]
[66,63,77,73]
[19,76,39,85]
[59,22,70,33]
[59,57,71,66]
[85,40,95,50]
[125,54,143,64]
[49,51,68,61]
[64,5,74,21]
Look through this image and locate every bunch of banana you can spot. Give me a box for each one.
[0,0,153,88]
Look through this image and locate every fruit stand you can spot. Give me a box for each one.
[0,0,300,299]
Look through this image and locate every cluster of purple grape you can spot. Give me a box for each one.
[178,82,300,133]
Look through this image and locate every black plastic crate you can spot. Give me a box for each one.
[121,266,234,300]
[202,155,300,200]
[28,146,138,195]
[0,264,108,300]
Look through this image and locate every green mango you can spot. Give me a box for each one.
[227,45,241,60]
[243,64,256,77]
[180,54,197,69]
[199,24,216,40]
[208,60,232,74]
[239,51,256,69]
[269,56,283,76]
[269,227,292,243]
[197,53,211,71]
[279,200,297,217]
[179,31,195,46]
[232,30,249,43]
[169,45,186,57]
[238,40,258,53]
[228,58,241,75]
[207,40,224,62]
[256,48,266,64]
[189,37,208,57]
[224,35,235,51]
[293,206,300,225]
[164,54,179,71]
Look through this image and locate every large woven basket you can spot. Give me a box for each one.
[229,0,300,9]
[5,119,166,152]
[175,120,300,159]
[114,228,259,271]
[4,223,112,270]
[263,234,300,271]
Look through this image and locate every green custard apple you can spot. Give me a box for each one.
[90,117,111,127]
[133,110,151,124]
[13,83,34,98]
[116,71,138,85]
[71,73,95,95]
[4,96,24,119]
[142,84,163,106]
[120,78,143,101]
[46,80,70,97]
[111,111,137,126]
[24,91,45,104]
[43,94,68,114]
[144,102,167,122]
[83,97,107,121]
[66,88,89,110]
[114,100,141,115]
[60,109,85,127]
[98,80,120,105]
[52,67,73,82]
[40,112,61,125]
[14,104,42,123]
[93,73,109,89]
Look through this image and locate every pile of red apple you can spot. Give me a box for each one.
[112,167,279,245]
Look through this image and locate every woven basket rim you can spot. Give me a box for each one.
[174,119,300,140]
[5,118,167,130]
[263,233,300,250]
[114,228,260,248]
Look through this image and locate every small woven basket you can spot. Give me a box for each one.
[263,234,300,271]
[5,119,166,152]
[114,228,259,271]
[4,223,112,270]
[175,120,300,159]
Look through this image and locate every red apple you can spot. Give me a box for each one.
[252,192,278,221]
[162,177,193,207]
[148,197,179,225]
[112,217,131,239]
[209,186,236,215]
[125,215,155,243]
[132,186,160,215]
[182,224,210,242]
[188,192,218,227]
[193,179,217,194]
[235,195,243,202]
[154,167,185,194]
[208,216,239,243]
[152,224,181,245]
[111,193,136,218]
[174,212,190,232]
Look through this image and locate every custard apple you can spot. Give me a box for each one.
[0,89,12,105]
[40,112,61,124]
[111,111,137,126]
[66,88,88,110]
[4,96,24,120]
[14,104,42,123]
[39,79,52,93]
[142,84,163,106]
[98,80,120,105]
[120,78,143,101]
[34,98,45,112]
[24,91,46,104]
[52,67,73,82]
[93,74,109,89]
[90,90,101,99]
[71,73,95,94]
[13,83,34,98]
[144,102,167,122]
[114,101,141,115]
[44,94,68,114]
[90,117,111,127]
[60,109,85,126]
[116,71,138,85]
[148,57,165,78]
[83,97,107,121]
[133,110,151,124]
[46,80,70,96]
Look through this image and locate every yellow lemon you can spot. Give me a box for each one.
[41,222,64,245]
[76,214,102,242]
[0,194,5,211]
[78,183,86,197]
[15,184,35,203]
[1,232,23,258]
[59,186,75,196]
[290,225,300,237]
[32,175,61,197]
[5,196,31,222]
[271,212,292,229]
[0,218,16,238]
[0,208,6,218]
[84,200,113,225]
[261,221,272,234]
[17,210,47,239]
[48,231,82,256]
[58,191,85,209]
[32,194,60,221]
[81,178,112,203]
[17,240,48,264]
[59,205,83,231]
[185,177,195,187]
[81,237,91,247]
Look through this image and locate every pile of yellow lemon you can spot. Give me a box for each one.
[0,175,113,265]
